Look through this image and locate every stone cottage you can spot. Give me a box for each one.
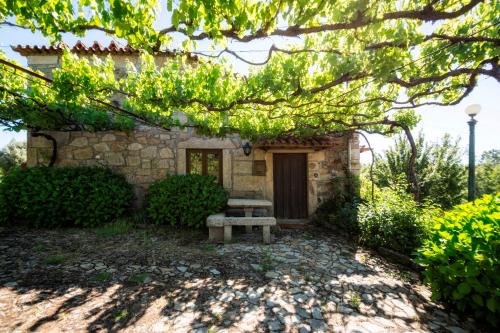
[13,41,360,220]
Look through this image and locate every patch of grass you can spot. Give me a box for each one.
[114,309,129,321]
[261,248,274,272]
[203,244,216,252]
[33,242,47,253]
[131,211,149,225]
[349,293,361,310]
[211,312,222,323]
[139,229,153,246]
[128,272,151,284]
[94,219,134,238]
[302,232,314,240]
[94,272,112,282]
[44,254,66,265]
[58,311,69,320]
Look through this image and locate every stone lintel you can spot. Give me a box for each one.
[178,137,238,149]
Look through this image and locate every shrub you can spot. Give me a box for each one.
[146,174,228,228]
[357,186,439,256]
[0,166,134,227]
[417,193,500,326]
[313,174,361,234]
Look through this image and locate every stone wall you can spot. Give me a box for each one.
[27,127,359,214]
[28,126,177,206]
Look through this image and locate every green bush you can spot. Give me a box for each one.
[146,174,228,228]
[313,174,361,234]
[358,186,438,256]
[316,198,361,234]
[0,166,134,227]
[417,193,500,326]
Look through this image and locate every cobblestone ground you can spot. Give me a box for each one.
[0,227,478,333]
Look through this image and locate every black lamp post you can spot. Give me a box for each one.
[465,104,481,201]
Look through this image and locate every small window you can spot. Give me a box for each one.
[187,149,223,184]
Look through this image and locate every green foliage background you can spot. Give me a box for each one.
[0,140,26,175]
[0,166,134,227]
[476,149,500,196]
[373,133,466,209]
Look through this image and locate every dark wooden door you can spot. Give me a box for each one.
[273,153,308,219]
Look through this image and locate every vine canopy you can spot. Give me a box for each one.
[0,0,498,139]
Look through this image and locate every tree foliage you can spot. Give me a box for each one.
[373,132,466,208]
[476,149,500,196]
[0,0,498,138]
[0,139,26,175]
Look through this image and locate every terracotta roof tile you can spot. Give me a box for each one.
[12,40,197,60]
[255,135,341,150]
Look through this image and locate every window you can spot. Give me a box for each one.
[186,149,223,184]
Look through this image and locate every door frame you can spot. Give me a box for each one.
[272,152,309,219]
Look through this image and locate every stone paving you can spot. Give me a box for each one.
[0,227,478,332]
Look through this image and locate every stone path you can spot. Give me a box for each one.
[0,227,478,332]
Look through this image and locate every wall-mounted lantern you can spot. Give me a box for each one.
[242,141,252,156]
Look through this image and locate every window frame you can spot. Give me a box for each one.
[186,149,223,185]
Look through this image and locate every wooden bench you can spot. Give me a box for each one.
[207,213,276,244]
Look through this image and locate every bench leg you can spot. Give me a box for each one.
[208,227,224,242]
[245,225,253,233]
[263,226,271,244]
[224,225,232,243]
[244,208,253,217]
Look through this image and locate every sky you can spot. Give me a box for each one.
[1,9,499,164]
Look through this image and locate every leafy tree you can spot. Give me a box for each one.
[476,149,500,196]
[0,0,497,138]
[373,132,466,208]
[0,139,26,175]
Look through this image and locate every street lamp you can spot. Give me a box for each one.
[465,104,481,201]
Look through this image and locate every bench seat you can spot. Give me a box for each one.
[207,213,276,244]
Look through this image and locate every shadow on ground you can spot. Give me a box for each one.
[0,226,478,332]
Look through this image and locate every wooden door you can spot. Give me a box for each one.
[273,153,308,219]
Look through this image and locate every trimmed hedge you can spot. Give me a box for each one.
[417,193,500,326]
[146,174,228,228]
[0,166,134,227]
